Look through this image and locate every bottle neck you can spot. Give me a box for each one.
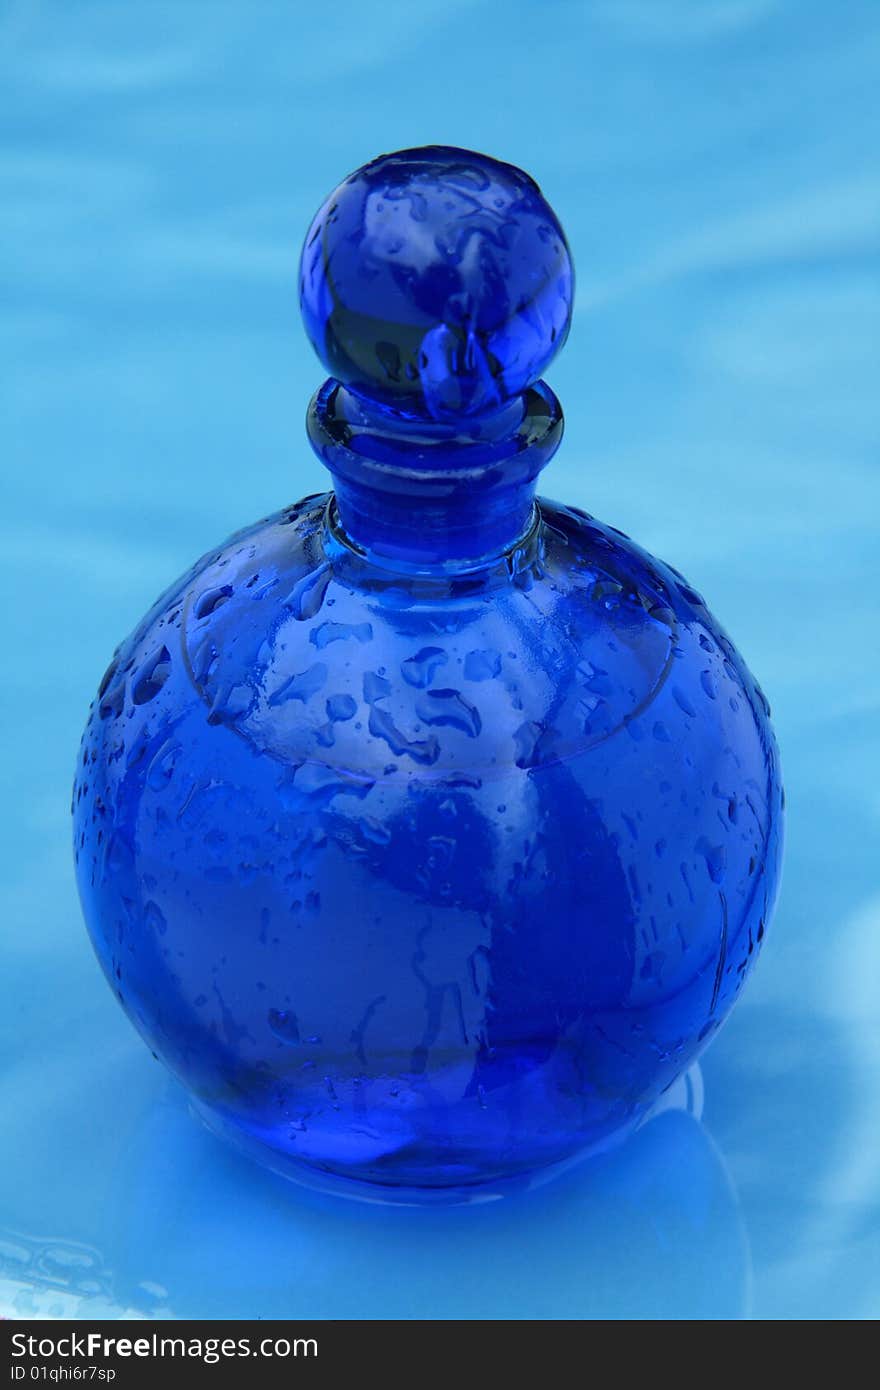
[306,380,564,570]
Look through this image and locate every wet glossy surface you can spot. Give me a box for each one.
[2,0,878,1317]
[73,493,780,1195]
[73,138,782,1200]
[300,146,573,419]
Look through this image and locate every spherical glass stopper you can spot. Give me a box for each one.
[299,145,574,421]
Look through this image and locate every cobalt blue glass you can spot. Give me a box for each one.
[73,147,783,1202]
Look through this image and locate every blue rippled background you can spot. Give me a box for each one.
[2,0,878,1320]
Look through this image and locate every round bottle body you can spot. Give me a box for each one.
[73,495,782,1199]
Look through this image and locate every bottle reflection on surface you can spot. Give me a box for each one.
[0,1061,752,1320]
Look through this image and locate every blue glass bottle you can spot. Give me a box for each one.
[73,148,783,1202]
